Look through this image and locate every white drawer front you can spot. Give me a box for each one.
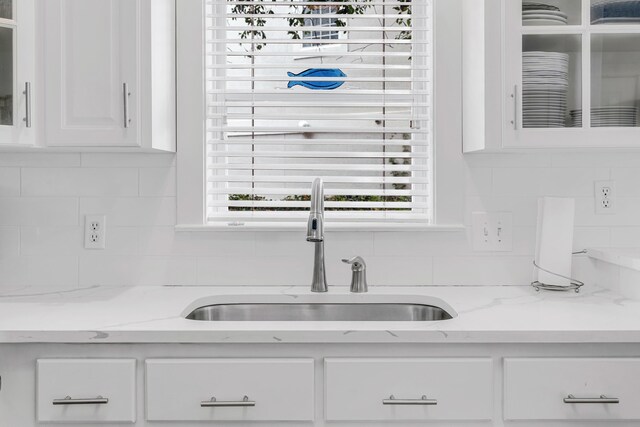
[504,358,640,420]
[145,358,314,421]
[37,359,136,423]
[325,358,493,421]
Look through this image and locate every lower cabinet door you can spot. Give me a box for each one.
[145,358,314,421]
[325,358,493,421]
[504,358,640,421]
[37,359,136,423]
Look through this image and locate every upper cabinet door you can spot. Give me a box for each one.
[43,0,139,147]
[503,0,640,149]
[0,0,36,146]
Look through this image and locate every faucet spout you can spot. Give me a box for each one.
[307,178,327,292]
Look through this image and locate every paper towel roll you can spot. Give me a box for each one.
[534,197,575,286]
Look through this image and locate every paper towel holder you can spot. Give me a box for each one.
[531,260,584,293]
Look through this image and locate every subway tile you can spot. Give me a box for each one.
[20,226,138,256]
[139,227,255,256]
[196,256,310,286]
[611,168,640,197]
[610,227,640,247]
[493,168,598,197]
[79,197,176,226]
[0,227,20,258]
[0,168,20,196]
[0,198,78,226]
[0,153,81,168]
[22,168,138,197]
[464,153,552,168]
[433,256,533,286]
[552,152,640,168]
[79,255,196,286]
[465,167,493,196]
[81,153,176,168]
[139,168,176,197]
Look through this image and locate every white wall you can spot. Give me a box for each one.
[0,150,638,290]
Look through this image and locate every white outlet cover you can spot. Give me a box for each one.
[84,215,106,249]
[595,180,616,215]
[471,212,513,252]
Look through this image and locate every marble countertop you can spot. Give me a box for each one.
[589,247,640,271]
[1,285,639,344]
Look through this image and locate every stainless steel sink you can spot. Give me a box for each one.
[185,303,453,322]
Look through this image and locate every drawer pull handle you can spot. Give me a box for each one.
[383,395,437,406]
[52,396,109,405]
[201,396,255,408]
[564,395,620,404]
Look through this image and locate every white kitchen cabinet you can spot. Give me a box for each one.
[0,0,36,147]
[325,358,493,422]
[36,359,136,423]
[464,0,640,151]
[145,358,315,422]
[40,0,175,151]
[504,358,640,421]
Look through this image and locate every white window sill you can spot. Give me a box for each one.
[175,223,466,233]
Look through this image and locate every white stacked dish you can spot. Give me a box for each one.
[570,106,639,127]
[523,2,569,26]
[523,51,569,128]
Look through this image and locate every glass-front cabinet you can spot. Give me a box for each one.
[504,0,640,147]
[0,0,35,146]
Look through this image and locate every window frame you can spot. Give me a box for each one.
[176,0,464,231]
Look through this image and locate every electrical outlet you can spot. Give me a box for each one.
[595,180,616,215]
[84,215,106,249]
[471,212,513,252]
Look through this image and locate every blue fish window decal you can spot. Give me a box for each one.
[287,68,346,90]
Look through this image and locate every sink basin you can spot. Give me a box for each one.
[185,303,453,322]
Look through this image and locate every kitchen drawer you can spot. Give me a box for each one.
[145,358,314,421]
[504,358,640,420]
[325,358,493,421]
[37,359,136,423]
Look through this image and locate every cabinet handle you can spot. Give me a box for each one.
[563,395,620,404]
[52,396,109,405]
[383,395,437,406]
[123,83,131,128]
[23,82,32,128]
[201,396,255,408]
[510,84,518,130]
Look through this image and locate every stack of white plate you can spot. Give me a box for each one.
[570,106,639,127]
[523,51,569,128]
[523,2,569,25]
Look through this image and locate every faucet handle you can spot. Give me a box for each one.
[342,256,368,293]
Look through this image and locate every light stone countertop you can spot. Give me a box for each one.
[0,284,638,344]
[589,247,640,271]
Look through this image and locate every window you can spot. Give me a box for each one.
[178,1,465,230]
[203,0,432,228]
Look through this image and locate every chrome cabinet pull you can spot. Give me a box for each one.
[23,82,31,128]
[52,395,109,405]
[383,395,437,406]
[564,395,620,404]
[123,83,131,128]
[201,396,255,408]
[510,84,518,130]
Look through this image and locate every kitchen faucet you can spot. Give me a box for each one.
[307,178,328,292]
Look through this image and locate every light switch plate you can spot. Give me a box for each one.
[472,212,513,252]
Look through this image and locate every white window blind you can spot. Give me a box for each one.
[205,0,432,226]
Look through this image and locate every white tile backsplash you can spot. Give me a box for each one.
[0,151,639,289]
